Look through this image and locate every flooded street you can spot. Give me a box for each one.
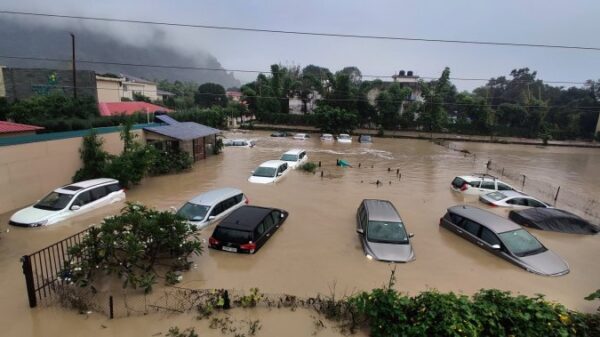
[1,131,599,336]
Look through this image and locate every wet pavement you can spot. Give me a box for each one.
[1,130,599,336]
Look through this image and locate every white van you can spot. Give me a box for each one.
[176,188,248,231]
[9,178,125,227]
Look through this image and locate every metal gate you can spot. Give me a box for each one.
[21,227,92,308]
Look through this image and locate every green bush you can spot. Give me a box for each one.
[148,148,193,175]
[61,203,202,293]
[300,162,318,173]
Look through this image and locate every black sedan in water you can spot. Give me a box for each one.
[209,206,288,254]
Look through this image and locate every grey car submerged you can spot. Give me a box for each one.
[440,205,569,276]
[356,199,415,262]
[176,187,247,230]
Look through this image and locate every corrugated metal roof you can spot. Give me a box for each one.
[155,114,180,125]
[0,121,44,134]
[144,122,220,141]
[97,102,173,117]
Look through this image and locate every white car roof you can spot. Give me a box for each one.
[322,133,333,137]
[295,133,307,136]
[283,149,305,155]
[188,187,243,206]
[259,160,287,168]
[339,134,350,137]
[458,175,504,182]
[57,178,119,194]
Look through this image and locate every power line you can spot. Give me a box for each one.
[0,10,599,52]
[0,54,591,86]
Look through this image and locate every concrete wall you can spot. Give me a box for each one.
[0,130,143,214]
[2,68,98,102]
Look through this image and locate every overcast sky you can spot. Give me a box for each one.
[2,0,599,90]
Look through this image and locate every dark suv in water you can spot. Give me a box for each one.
[440,205,569,276]
[209,206,288,254]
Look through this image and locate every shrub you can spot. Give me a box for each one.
[73,130,109,182]
[61,203,202,293]
[300,162,318,173]
[148,148,193,175]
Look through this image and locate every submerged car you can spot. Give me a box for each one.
[440,205,569,276]
[271,131,290,137]
[223,139,255,148]
[450,174,517,196]
[509,208,600,235]
[280,149,308,169]
[209,205,289,254]
[293,133,310,140]
[356,199,415,262]
[248,160,289,184]
[358,135,373,143]
[320,133,334,142]
[337,134,352,143]
[176,188,248,230]
[9,178,125,227]
[480,191,549,209]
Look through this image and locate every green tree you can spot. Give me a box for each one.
[376,83,411,129]
[72,130,109,183]
[419,67,452,131]
[195,83,227,108]
[314,106,358,134]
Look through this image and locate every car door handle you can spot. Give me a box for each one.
[477,242,484,246]
[456,229,463,234]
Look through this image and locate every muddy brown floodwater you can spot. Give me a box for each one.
[1,131,599,337]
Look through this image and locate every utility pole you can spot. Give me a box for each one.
[70,33,77,99]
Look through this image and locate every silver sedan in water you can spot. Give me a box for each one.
[356,199,415,262]
[440,205,569,276]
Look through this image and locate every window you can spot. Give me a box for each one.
[234,193,244,204]
[498,229,546,257]
[34,192,74,211]
[497,183,513,191]
[106,183,121,193]
[213,227,253,244]
[366,221,408,244]
[507,198,528,206]
[451,177,466,189]
[211,202,224,216]
[90,186,108,201]
[480,181,496,190]
[279,163,288,173]
[263,213,275,230]
[177,203,210,221]
[479,227,501,246]
[526,199,545,207]
[256,223,265,236]
[449,213,464,225]
[271,210,282,225]
[73,191,92,206]
[299,152,306,159]
[462,219,481,236]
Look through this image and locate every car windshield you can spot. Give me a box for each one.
[360,136,372,141]
[367,221,409,244]
[339,135,350,139]
[34,192,74,211]
[213,227,253,244]
[253,166,277,177]
[499,229,546,257]
[281,154,298,161]
[486,192,507,201]
[177,203,210,221]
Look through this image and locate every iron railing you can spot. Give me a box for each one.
[21,227,92,308]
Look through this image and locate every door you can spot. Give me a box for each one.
[478,181,496,194]
[192,138,205,161]
[506,198,529,209]
[459,219,482,244]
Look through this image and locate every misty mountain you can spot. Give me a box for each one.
[0,18,241,88]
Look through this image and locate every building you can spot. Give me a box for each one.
[289,91,321,115]
[97,102,173,117]
[95,74,163,103]
[226,90,242,102]
[144,115,220,162]
[392,70,423,102]
[0,67,97,102]
[0,121,44,138]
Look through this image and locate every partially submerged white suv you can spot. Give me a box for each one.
[451,174,517,196]
[280,149,308,169]
[9,178,125,227]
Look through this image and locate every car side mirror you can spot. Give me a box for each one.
[208,216,215,220]
[277,172,282,176]
[409,233,415,238]
[491,244,501,250]
[169,206,178,213]
[70,205,80,211]
[356,228,364,235]
[280,213,285,218]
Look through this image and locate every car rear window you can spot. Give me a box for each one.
[213,227,253,244]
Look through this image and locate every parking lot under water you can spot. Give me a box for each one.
[0,131,599,336]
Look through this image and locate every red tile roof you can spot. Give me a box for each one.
[0,121,44,134]
[97,102,173,117]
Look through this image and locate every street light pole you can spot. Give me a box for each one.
[70,33,77,99]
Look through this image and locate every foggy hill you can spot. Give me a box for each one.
[0,19,241,88]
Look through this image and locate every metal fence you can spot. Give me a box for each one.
[21,227,92,308]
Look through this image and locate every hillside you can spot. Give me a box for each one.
[0,19,241,88]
